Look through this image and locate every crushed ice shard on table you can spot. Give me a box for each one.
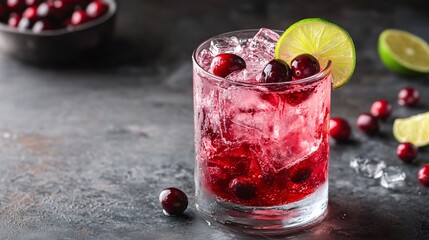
[380,166,406,189]
[349,156,386,178]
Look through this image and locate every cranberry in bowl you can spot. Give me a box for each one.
[0,0,117,64]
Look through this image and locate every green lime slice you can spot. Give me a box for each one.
[275,18,356,89]
[393,112,429,147]
[378,29,429,75]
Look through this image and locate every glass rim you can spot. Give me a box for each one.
[192,29,332,87]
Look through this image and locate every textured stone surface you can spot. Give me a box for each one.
[0,0,428,239]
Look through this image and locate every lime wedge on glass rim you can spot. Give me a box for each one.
[275,18,356,89]
[393,112,429,147]
[378,29,429,75]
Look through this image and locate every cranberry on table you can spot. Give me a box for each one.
[398,87,419,107]
[396,142,418,163]
[229,177,256,200]
[8,13,21,28]
[86,0,109,19]
[370,99,392,120]
[159,187,188,216]
[210,53,246,78]
[70,9,91,26]
[290,53,320,79]
[418,165,429,187]
[7,0,26,12]
[330,117,352,141]
[261,59,292,83]
[356,113,379,135]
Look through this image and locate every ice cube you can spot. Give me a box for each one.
[225,69,262,83]
[248,28,280,61]
[240,28,280,82]
[349,156,386,178]
[198,49,214,70]
[209,36,243,55]
[380,166,406,189]
[230,90,276,112]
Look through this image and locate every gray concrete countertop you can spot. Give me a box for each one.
[0,0,428,239]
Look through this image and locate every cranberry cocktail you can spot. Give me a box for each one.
[193,28,332,234]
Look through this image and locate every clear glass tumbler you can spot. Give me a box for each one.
[192,30,332,235]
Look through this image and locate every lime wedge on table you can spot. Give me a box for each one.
[378,29,429,75]
[393,112,429,147]
[275,18,356,89]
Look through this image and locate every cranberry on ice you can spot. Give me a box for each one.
[159,187,188,216]
[210,53,246,78]
[290,53,320,79]
[261,59,292,83]
[330,117,352,141]
[370,99,392,120]
[356,113,379,135]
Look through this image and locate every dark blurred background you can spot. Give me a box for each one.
[110,0,429,69]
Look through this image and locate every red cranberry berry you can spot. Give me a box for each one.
[396,142,418,163]
[398,87,419,107]
[370,99,392,120]
[261,59,292,83]
[32,19,56,32]
[291,168,312,184]
[52,0,75,15]
[25,0,43,7]
[290,53,320,79]
[37,1,73,20]
[86,0,108,19]
[356,113,379,135]
[159,187,188,216]
[210,53,246,78]
[229,177,256,200]
[22,6,38,22]
[8,13,21,28]
[418,165,429,187]
[7,0,26,12]
[17,17,31,30]
[330,117,352,141]
[70,9,90,26]
[37,2,54,18]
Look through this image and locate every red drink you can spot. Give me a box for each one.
[193,29,331,234]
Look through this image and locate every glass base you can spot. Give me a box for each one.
[196,181,328,236]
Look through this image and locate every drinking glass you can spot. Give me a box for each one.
[192,29,331,234]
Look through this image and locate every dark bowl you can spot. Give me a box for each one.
[0,0,117,65]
